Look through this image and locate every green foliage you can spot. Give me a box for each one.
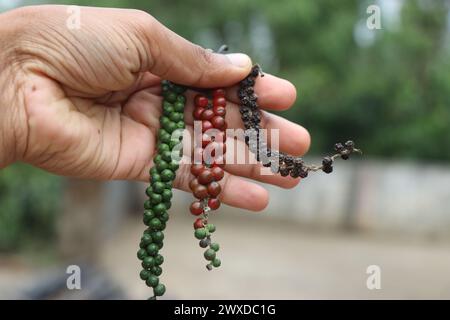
[41,0,450,161]
[0,164,61,251]
[150,0,450,160]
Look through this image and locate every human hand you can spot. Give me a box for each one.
[0,5,310,211]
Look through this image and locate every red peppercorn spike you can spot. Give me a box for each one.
[190,88,227,227]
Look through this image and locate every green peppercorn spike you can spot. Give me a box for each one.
[138,81,185,299]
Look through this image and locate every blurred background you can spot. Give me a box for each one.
[1,0,450,299]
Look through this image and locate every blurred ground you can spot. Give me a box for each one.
[2,184,450,300]
[97,206,450,300]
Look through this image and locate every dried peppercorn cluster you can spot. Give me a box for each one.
[238,65,362,177]
[189,89,227,270]
[138,80,186,299]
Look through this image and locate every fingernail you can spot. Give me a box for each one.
[225,53,251,68]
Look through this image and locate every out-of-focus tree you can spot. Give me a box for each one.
[49,0,450,161]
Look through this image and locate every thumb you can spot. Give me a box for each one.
[129,11,252,87]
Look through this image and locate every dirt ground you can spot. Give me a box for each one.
[99,211,450,300]
[2,209,450,299]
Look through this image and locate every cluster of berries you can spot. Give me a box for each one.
[238,65,361,178]
[189,89,228,270]
[138,80,187,299]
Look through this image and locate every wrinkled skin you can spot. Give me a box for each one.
[0,5,310,211]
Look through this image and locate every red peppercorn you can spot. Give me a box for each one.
[213,105,226,117]
[201,109,214,121]
[195,94,209,108]
[213,89,226,98]
[189,178,199,191]
[193,218,204,229]
[198,169,214,185]
[202,120,213,132]
[211,116,226,130]
[193,106,204,120]
[190,201,204,216]
[193,185,209,199]
[208,198,221,210]
[211,166,224,181]
[190,164,205,176]
[213,96,226,107]
[207,181,222,197]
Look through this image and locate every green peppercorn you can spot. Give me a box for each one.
[155,254,164,265]
[169,112,183,122]
[204,249,216,261]
[144,210,155,220]
[176,121,185,129]
[165,121,177,133]
[146,243,159,256]
[153,283,166,296]
[160,116,171,128]
[169,140,179,150]
[151,266,163,276]
[152,182,165,194]
[145,187,153,197]
[210,243,220,252]
[163,104,174,116]
[142,256,155,268]
[207,224,216,233]
[153,203,166,215]
[195,228,207,239]
[151,231,164,243]
[144,200,152,210]
[160,169,175,182]
[154,154,163,164]
[150,167,158,176]
[167,163,178,174]
[146,275,159,288]
[150,193,162,205]
[137,248,147,260]
[163,201,172,210]
[176,95,186,104]
[159,221,167,231]
[158,143,170,153]
[140,269,150,280]
[149,218,162,230]
[159,212,169,222]
[161,189,172,202]
[141,234,152,246]
[164,182,173,189]
[162,150,172,162]
[143,218,150,226]
[212,258,221,268]
[157,242,163,250]
[165,91,177,103]
[156,160,169,172]
[151,173,161,182]
[173,101,184,112]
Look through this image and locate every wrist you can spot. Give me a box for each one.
[0,8,27,168]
